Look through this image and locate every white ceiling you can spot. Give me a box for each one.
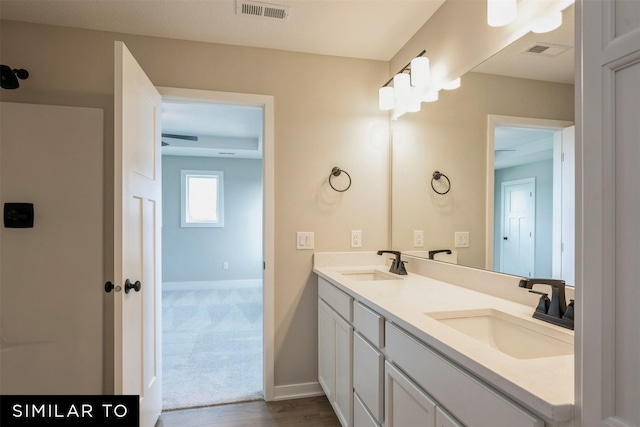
[494,126,557,170]
[161,102,264,158]
[0,0,445,61]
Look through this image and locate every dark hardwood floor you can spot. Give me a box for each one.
[155,396,341,427]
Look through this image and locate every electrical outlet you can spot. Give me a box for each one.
[351,230,362,248]
[296,231,314,250]
[223,261,229,270]
[413,230,424,247]
[454,231,469,248]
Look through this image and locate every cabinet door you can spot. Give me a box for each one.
[318,299,334,400]
[436,407,464,427]
[385,361,436,427]
[334,312,353,427]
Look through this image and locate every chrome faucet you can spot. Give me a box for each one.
[377,250,408,275]
[519,278,574,329]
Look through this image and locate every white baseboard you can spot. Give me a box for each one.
[163,279,262,291]
[273,382,325,401]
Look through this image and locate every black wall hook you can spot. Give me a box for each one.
[1,65,29,90]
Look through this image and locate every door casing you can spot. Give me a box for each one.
[157,86,275,401]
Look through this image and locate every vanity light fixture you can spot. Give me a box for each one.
[393,72,411,110]
[379,50,433,118]
[531,10,563,33]
[442,77,461,90]
[378,86,395,110]
[422,90,439,102]
[410,56,430,88]
[487,0,517,27]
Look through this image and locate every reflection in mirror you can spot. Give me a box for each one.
[488,116,574,285]
[391,4,575,285]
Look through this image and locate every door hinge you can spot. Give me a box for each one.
[263,261,266,270]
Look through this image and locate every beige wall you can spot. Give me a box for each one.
[391,72,575,268]
[0,20,390,392]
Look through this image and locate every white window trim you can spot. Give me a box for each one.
[181,169,224,228]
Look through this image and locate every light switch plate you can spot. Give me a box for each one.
[455,231,469,248]
[296,231,314,250]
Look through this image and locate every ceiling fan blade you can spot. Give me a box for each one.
[161,133,198,141]
[161,141,169,146]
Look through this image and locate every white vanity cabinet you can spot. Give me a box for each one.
[385,322,544,427]
[318,278,353,427]
[318,275,550,427]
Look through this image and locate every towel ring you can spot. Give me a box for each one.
[329,167,351,192]
[431,171,451,195]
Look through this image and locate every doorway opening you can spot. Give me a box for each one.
[486,115,575,284]
[157,88,274,410]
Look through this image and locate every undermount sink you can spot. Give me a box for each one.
[337,269,400,281]
[425,308,573,360]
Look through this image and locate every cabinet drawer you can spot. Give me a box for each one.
[353,301,384,348]
[385,322,543,427]
[354,392,381,427]
[353,332,384,423]
[319,277,353,321]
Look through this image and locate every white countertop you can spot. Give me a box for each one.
[313,261,575,423]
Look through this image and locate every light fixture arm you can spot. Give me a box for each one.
[380,49,426,88]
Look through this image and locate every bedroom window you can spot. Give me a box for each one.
[181,170,224,227]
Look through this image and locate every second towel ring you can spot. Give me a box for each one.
[329,167,352,192]
[431,171,451,195]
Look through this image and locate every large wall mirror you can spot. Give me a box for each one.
[391,4,575,285]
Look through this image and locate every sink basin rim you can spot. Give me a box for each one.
[425,308,574,359]
[336,269,401,281]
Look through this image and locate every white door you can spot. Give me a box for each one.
[114,41,162,427]
[500,178,535,277]
[579,0,640,426]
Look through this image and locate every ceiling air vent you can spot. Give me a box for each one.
[236,0,290,20]
[522,43,572,57]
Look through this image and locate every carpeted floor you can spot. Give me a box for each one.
[162,281,263,411]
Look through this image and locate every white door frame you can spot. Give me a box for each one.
[157,86,275,401]
[485,115,574,271]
